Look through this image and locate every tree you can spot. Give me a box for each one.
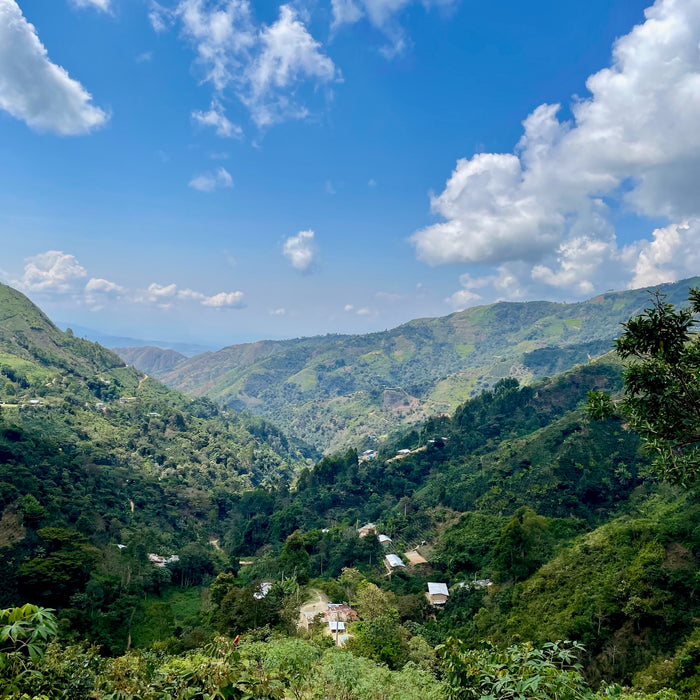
[588,288,700,484]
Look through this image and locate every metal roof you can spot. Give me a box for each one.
[427,582,449,596]
[385,554,405,568]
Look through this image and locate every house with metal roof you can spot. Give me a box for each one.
[427,582,450,606]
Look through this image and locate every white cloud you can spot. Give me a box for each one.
[270,307,286,315]
[331,0,456,56]
[12,249,247,312]
[0,0,109,134]
[331,0,363,27]
[177,287,206,301]
[445,288,481,310]
[412,0,700,297]
[244,5,338,126]
[188,166,233,191]
[283,229,317,272]
[627,220,700,289]
[18,251,87,293]
[192,100,243,138]
[84,277,124,310]
[146,282,178,303]
[201,290,245,307]
[70,0,111,11]
[445,266,527,310]
[344,303,376,316]
[149,1,173,32]
[85,277,124,294]
[142,282,245,308]
[161,0,337,128]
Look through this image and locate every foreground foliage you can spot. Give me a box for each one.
[588,288,700,484]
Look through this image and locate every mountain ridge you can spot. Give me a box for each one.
[132,277,700,453]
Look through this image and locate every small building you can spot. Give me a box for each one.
[358,522,377,538]
[385,554,405,570]
[427,582,450,606]
[397,449,411,455]
[378,534,392,548]
[253,581,273,600]
[328,620,345,633]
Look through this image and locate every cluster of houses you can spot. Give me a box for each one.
[356,522,493,606]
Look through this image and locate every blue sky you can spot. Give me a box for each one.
[1,0,699,347]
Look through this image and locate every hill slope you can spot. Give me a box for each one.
[0,283,315,605]
[154,277,700,453]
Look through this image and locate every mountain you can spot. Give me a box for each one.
[0,282,314,607]
[152,277,700,453]
[115,346,187,375]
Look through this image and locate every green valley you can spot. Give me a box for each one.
[2,280,700,699]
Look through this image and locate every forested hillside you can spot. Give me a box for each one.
[2,282,700,699]
[140,277,700,453]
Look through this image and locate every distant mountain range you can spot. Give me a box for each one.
[115,277,700,453]
[56,323,214,357]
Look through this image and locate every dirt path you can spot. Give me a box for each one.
[298,588,330,629]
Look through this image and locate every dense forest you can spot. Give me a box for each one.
[2,281,700,698]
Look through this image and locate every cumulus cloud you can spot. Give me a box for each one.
[18,251,87,293]
[283,229,317,272]
[158,0,338,127]
[192,100,242,137]
[270,307,286,315]
[0,0,109,134]
[627,221,700,289]
[188,166,233,191]
[413,0,700,297]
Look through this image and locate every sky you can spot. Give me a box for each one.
[1,0,699,347]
